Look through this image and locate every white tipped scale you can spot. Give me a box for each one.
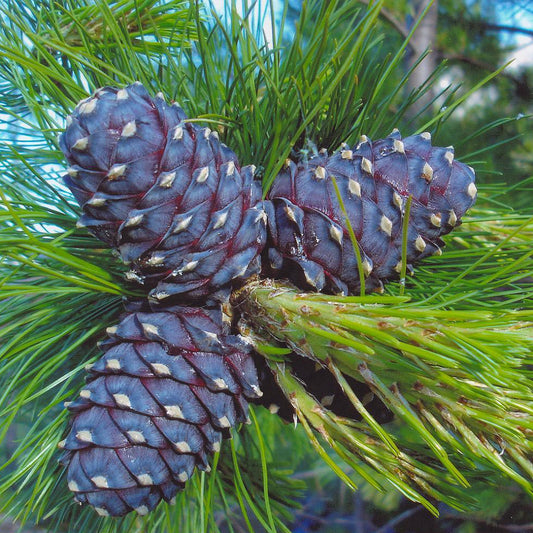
[68,480,80,492]
[393,191,403,209]
[213,210,229,229]
[106,326,118,335]
[137,474,154,486]
[421,131,431,141]
[329,224,343,245]
[212,441,221,453]
[85,363,94,371]
[249,164,257,175]
[348,179,361,197]
[422,162,434,182]
[341,149,353,160]
[444,150,454,165]
[141,323,159,336]
[125,270,144,283]
[113,393,132,409]
[136,506,149,516]
[86,196,106,207]
[178,472,189,483]
[116,88,129,100]
[380,215,393,236]
[106,358,121,370]
[390,128,400,134]
[359,135,369,144]
[430,213,442,227]
[210,130,219,140]
[159,171,176,188]
[67,167,78,178]
[66,115,73,127]
[79,389,91,399]
[415,235,426,252]
[127,430,146,443]
[146,253,165,266]
[284,204,298,224]
[283,158,291,169]
[268,404,280,414]
[165,405,184,419]
[121,120,137,138]
[151,291,170,301]
[467,182,477,198]
[252,384,263,397]
[76,430,93,443]
[213,378,228,390]
[175,441,192,453]
[124,213,144,228]
[95,507,109,517]
[361,157,373,175]
[468,165,475,174]
[174,260,199,275]
[203,127,211,138]
[314,166,326,180]
[434,246,443,256]
[218,416,231,428]
[91,476,109,489]
[362,259,372,276]
[63,401,72,408]
[73,137,89,151]
[196,166,209,183]
[107,163,127,180]
[226,161,236,176]
[79,99,97,114]
[156,91,165,101]
[173,214,193,233]
[173,125,184,140]
[393,139,405,154]
[255,209,268,225]
[448,210,458,226]
[394,261,403,273]
[75,220,86,229]
[204,331,220,344]
[151,363,171,376]
[58,439,66,449]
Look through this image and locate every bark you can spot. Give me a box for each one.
[405,0,439,118]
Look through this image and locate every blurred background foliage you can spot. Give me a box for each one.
[0,0,532,532]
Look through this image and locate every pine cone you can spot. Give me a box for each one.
[265,131,477,294]
[59,305,261,517]
[60,83,267,302]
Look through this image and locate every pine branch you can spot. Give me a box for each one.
[236,277,533,512]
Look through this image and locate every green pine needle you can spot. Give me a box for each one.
[1,0,531,530]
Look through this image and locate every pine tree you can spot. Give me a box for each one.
[0,1,532,531]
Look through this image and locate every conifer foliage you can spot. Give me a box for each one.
[0,0,532,531]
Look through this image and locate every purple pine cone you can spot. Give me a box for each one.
[265,130,477,294]
[59,305,261,517]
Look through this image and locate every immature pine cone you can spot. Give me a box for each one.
[60,82,267,303]
[265,130,477,294]
[59,305,261,516]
